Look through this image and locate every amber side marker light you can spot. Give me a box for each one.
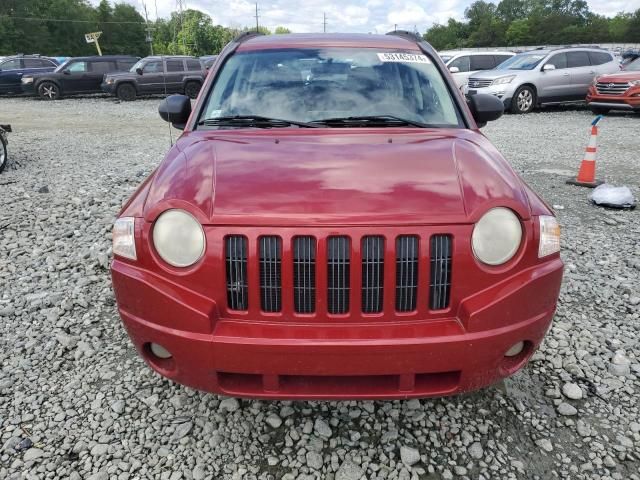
[538,216,561,258]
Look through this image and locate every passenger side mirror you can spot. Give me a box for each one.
[136,67,143,75]
[449,66,460,73]
[542,64,556,71]
[467,93,504,128]
[158,94,191,130]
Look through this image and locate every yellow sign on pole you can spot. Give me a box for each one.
[84,32,103,56]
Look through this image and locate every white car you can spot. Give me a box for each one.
[440,50,516,88]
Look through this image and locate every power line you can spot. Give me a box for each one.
[0,14,145,25]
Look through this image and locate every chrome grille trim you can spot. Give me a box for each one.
[468,78,493,88]
[361,236,384,314]
[327,236,350,314]
[595,82,630,96]
[225,235,248,310]
[293,236,316,314]
[430,235,452,310]
[395,236,418,312]
[259,236,282,312]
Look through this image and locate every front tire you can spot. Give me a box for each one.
[116,83,137,101]
[589,106,610,115]
[510,86,536,114]
[184,81,201,99]
[0,136,7,173]
[38,81,61,100]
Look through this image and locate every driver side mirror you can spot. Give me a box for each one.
[136,67,143,75]
[467,93,504,128]
[449,66,460,74]
[542,64,556,71]
[158,94,191,130]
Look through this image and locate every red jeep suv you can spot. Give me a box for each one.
[110,32,563,400]
[587,57,640,114]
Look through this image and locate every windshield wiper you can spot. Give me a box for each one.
[197,115,320,128]
[310,115,433,128]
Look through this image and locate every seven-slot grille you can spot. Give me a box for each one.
[595,82,630,96]
[468,78,493,88]
[225,234,453,314]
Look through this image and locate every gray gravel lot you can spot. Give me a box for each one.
[0,96,639,480]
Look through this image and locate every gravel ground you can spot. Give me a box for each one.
[0,96,639,480]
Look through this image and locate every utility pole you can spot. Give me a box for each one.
[255,3,260,32]
[142,1,154,55]
[323,12,327,33]
[394,24,397,31]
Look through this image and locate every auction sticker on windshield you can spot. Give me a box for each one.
[377,52,431,64]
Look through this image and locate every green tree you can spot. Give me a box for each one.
[275,26,291,34]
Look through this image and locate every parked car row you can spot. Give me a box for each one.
[461,46,634,114]
[0,53,210,101]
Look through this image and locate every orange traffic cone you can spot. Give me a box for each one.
[566,116,604,188]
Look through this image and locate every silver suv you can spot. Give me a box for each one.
[464,47,619,113]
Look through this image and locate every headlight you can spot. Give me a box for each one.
[472,208,522,265]
[113,217,137,260]
[106,78,114,84]
[21,77,34,84]
[630,80,640,86]
[152,209,205,267]
[492,75,516,86]
[538,215,560,258]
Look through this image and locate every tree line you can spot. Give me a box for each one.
[1,0,639,58]
[0,0,290,57]
[424,0,640,50]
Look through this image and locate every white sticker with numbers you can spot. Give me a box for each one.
[377,52,431,64]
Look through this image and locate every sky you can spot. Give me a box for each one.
[90,0,640,34]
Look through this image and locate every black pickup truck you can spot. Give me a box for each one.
[0,124,11,173]
[101,55,206,101]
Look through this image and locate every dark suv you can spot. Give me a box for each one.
[0,55,58,94]
[101,56,206,101]
[21,55,139,100]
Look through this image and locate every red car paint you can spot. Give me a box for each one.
[111,33,563,399]
[586,71,640,112]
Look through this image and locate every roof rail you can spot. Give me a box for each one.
[232,31,265,44]
[385,30,423,43]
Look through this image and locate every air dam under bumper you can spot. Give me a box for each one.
[111,258,563,400]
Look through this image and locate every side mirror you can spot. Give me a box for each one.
[467,93,504,128]
[158,94,191,130]
[63,70,71,75]
[542,64,556,71]
[136,67,143,75]
[449,66,460,74]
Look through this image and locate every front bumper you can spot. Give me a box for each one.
[111,257,563,400]
[464,83,516,109]
[586,88,640,111]
[101,82,117,94]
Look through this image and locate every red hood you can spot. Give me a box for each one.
[596,71,640,83]
[143,129,530,226]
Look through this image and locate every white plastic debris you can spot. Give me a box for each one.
[590,184,636,209]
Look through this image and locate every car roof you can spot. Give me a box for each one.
[237,33,421,52]
[143,55,198,60]
[67,55,139,61]
[441,50,515,56]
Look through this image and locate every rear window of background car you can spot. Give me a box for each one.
[494,55,513,66]
[90,61,115,73]
[470,55,495,70]
[567,51,590,68]
[118,60,137,70]
[588,51,613,65]
[166,60,184,72]
[24,59,54,68]
[186,59,201,71]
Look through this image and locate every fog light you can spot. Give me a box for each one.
[505,341,524,357]
[150,343,172,359]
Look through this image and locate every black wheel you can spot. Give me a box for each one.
[510,85,536,114]
[0,136,7,173]
[116,83,137,101]
[590,106,610,115]
[184,81,201,99]
[38,81,61,100]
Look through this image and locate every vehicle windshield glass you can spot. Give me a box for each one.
[199,48,461,127]
[624,58,640,71]
[496,53,546,70]
[130,59,145,72]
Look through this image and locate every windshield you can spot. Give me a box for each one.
[624,58,640,71]
[130,59,145,72]
[496,53,547,70]
[199,48,461,128]
[54,59,72,73]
